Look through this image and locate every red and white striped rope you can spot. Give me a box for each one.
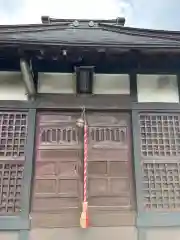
[83,123,88,202]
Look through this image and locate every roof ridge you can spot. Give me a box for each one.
[99,23,180,42]
[121,27,180,41]
[41,16,125,26]
[123,25,180,35]
[0,23,69,34]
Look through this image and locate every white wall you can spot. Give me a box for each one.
[93,74,130,94]
[137,74,179,103]
[38,73,76,94]
[38,73,130,95]
[0,71,27,100]
[1,71,178,103]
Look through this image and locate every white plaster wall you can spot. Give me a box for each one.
[137,74,179,103]
[93,74,130,94]
[38,73,130,95]
[0,232,18,240]
[30,227,137,240]
[38,72,76,94]
[0,71,27,100]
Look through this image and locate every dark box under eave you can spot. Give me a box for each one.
[75,66,94,94]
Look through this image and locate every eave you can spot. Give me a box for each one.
[1,41,180,53]
[0,17,180,53]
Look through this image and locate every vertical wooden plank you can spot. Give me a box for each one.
[177,75,180,103]
[138,228,146,240]
[19,230,29,240]
[131,110,144,213]
[130,72,138,102]
[20,109,36,219]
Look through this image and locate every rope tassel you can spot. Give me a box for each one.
[80,123,89,228]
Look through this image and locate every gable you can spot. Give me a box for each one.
[0,19,180,47]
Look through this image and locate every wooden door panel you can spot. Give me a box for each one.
[109,161,129,177]
[31,111,134,227]
[37,149,80,161]
[88,149,128,161]
[89,196,131,207]
[31,112,82,227]
[33,197,80,211]
[87,112,134,220]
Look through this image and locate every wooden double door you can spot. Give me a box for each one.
[31,112,134,227]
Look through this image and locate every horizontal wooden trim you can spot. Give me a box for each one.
[0,216,30,230]
[35,94,131,110]
[137,212,180,227]
[0,94,131,110]
[0,102,30,109]
[1,41,180,50]
[89,210,135,227]
[0,96,180,111]
[29,226,137,240]
[132,102,180,111]
[30,211,135,228]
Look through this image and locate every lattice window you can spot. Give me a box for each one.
[139,113,180,211]
[143,162,180,210]
[140,114,180,157]
[40,127,78,145]
[90,127,126,143]
[0,112,28,158]
[0,162,24,214]
[0,112,28,215]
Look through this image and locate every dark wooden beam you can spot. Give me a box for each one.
[20,58,36,98]
[1,47,180,74]
[0,94,131,110]
[130,72,138,102]
[177,75,180,102]
[0,95,180,110]
[20,109,36,218]
[132,102,180,111]
[35,94,131,110]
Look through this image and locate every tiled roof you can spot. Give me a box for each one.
[0,17,180,48]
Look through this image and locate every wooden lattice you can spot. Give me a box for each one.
[90,127,126,143]
[139,113,180,211]
[0,113,27,158]
[40,127,78,145]
[0,162,24,214]
[143,161,180,210]
[0,112,28,215]
[140,114,180,157]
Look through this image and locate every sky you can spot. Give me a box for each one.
[0,0,180,30]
